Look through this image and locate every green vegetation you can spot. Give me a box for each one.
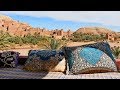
[8,34,42,45]
[0,31,67,50]
[62,36,66,40]
[0,31,109,50]
[72,32,107,42]
[38,37,67,50]
[111,46,120,59]
[0,32,12,50]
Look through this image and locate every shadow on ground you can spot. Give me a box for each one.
[8,57,66,79]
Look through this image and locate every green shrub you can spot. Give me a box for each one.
[72,32,106,42]
[62,36,66,40]
[38,38,67,50]
[111,46,120,59]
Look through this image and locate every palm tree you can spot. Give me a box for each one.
[111,46,120,59]
[38,38,66,50]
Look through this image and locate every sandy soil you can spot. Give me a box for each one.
[66,41,120,47]
[0,41,120,56]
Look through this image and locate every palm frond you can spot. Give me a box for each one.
[38,38,66,50]
[111,46,120,59]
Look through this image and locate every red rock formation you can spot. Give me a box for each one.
[0,14,73,39]
[1,14,120,41]
[75,27,119,41]
[76,27,115,35]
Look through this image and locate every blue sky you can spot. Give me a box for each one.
[0,11,120,32]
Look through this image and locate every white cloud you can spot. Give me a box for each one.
[0,11,120,26]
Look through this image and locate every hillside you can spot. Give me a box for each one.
[0,14,120,51]
[0,14,13,20]
[75,27,117,35]
[0,14,119,39]
[0,14,73,39]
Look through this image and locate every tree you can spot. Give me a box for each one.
[38,38,66,50]
[62,36,66,40]
[0,32,12,50]
[111,46,120,59]
[0,30,4,35]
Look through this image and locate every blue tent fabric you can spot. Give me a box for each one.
[64,42,118,74]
